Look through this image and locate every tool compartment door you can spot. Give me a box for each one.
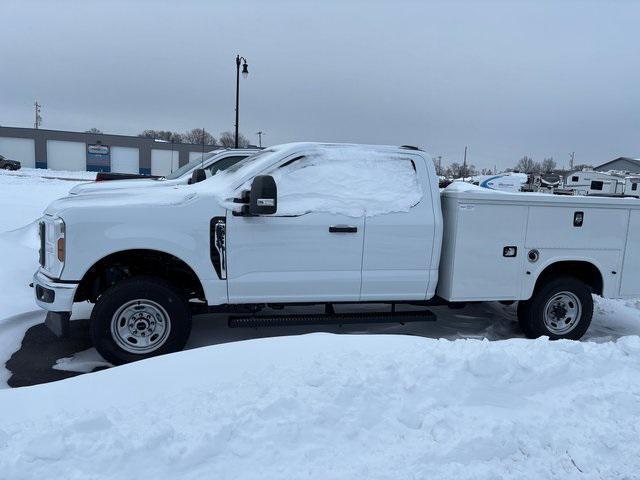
[437,201,527,301]
[621,209,640,297]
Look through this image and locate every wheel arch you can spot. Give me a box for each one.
[529,260,604,299]
[74,248,206,303]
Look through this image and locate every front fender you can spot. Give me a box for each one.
[59,201,227,305]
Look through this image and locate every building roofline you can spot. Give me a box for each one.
[595,157,640,170]
[0,125,218,148]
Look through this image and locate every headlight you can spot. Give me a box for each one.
[40,216,65,277]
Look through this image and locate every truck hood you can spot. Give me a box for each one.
[45,186,201,217]
[69,178,168,195]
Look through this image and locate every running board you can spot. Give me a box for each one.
[228,309,436,329]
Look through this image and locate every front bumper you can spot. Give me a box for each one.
[32,270,78,313]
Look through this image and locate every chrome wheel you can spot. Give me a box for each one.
[110,299,171,354]
[543,291,582,335]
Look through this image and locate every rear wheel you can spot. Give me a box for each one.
[517,276,593,340]
[90,276,192,365]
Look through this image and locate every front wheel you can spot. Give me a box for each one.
[517,276,593,340]
[90,276,192,365]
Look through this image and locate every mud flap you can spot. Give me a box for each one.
[45,312,71,338]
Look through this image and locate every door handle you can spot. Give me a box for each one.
[329,225,358,233]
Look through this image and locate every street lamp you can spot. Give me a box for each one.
[235,55,249,148]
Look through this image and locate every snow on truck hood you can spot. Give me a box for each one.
[44,186,200,216]
[69,177,162,195]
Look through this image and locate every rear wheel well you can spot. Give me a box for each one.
[74,249,205,304]
[533,261,603,296]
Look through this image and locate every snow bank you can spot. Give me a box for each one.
[0,167,96,181]
[0,173,86,386]
[0,334,639,478]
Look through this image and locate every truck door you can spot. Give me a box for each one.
[360,155,438,300]
[225,156,365,303]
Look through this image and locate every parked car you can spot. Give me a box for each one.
[0,154,21,170]
[33,142,640,364]
[68,148,260,195]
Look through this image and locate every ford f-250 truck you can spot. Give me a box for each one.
[69,148,259,196]
[33,143,640,364]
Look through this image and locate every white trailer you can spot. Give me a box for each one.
[564,170,624,196]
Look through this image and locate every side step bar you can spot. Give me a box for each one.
[228,309,436,329]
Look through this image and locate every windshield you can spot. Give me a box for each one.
[221,149,275,175]
[197,148,283,197]
[164,151,217,180]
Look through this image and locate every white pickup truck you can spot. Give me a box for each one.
[68,148,259,195]
[33,142,640,364]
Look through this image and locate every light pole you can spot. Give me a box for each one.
[235,55,249,148]
[256,131,264,148]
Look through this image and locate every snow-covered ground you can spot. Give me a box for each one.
[0,170,94,385]
[1,170,640,478]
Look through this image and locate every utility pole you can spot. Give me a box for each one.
[34,101,42,129]
[463,146,468,179]
[569,151,575,170]
[256,131,264,148]
[234,55,249,148]
[201,127,206,167]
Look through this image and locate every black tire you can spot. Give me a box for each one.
[517,276,593,340]
[90,276,192,365]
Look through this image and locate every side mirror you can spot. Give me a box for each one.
[249,175,277,215]
[188,168,206,185]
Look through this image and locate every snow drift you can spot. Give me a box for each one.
[0,334,639,479]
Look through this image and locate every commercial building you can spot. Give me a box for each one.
[594,157,640,174]
[0,126,218,176]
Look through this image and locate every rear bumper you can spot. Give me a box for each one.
[33,271,78,313]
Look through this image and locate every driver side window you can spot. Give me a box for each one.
[266,150,422,217]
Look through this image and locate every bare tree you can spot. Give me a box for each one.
[516,156,540,174]
[445,162,460,178]
[541,157,556,173]
[85,128,102,134]
[183,128,216,145]
[139,130,183,143]
[446,162,477,179]
[219,131,250,148]
[572,164,594,171]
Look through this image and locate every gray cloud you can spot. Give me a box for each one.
[1,0,638,169]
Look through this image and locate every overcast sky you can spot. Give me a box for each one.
[1,0,638,170]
